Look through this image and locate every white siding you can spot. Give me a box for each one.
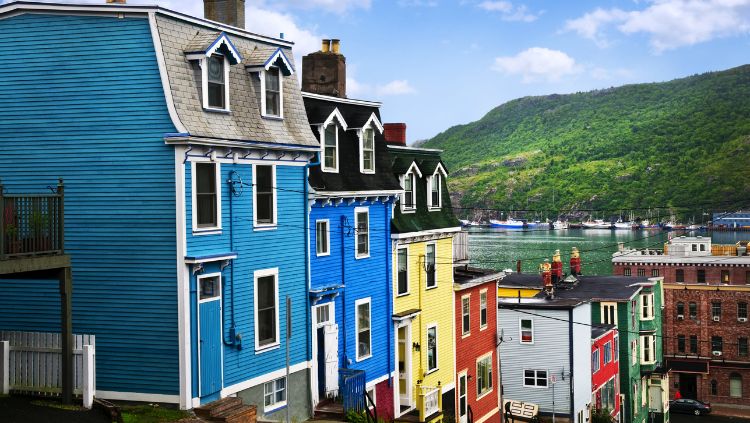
[572,304,592,422]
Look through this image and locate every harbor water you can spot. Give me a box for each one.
[466,228,747,276]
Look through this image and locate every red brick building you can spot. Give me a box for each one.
[591,326,620,420]
[612,236,750,407]
[453,267,502,423]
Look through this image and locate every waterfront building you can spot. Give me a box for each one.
[712,211,750,229]
[387,130,461,422]
[497,297,592,422]
[301,40,402,420]
[591,325,621,421]
[0,1,318,416]
[453,266,503,423]
[613,236,750,408]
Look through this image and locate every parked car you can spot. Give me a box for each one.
[669,398,712,416]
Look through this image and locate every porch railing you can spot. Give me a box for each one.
[0,179,65,260]
[418,385,441,421]
[339,368,366,414]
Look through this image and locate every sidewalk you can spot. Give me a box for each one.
[712,403,750,419]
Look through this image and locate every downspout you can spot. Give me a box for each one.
[569,308,574,422]
[224,170,239,348]
[305,154,319,415]
[341,214,348,366]
[385,199,393,386]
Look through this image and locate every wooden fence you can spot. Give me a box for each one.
[0,331,95,408]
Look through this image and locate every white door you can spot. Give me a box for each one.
[398,324,412,408]
[458,373,468,423]
[324,323,339,395]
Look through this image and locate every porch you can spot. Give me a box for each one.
[396,385,443,423]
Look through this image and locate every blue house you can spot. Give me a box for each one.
[0,1,318,417]
[301,43,403,419]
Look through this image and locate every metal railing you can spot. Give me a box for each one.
[364,388,377,423]
[0,179,65,260]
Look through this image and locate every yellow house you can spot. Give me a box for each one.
[387,141,461,423]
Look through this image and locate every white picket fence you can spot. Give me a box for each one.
[0,331,95,408]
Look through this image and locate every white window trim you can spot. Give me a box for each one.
[260,66,284,119]
[191,161,222,234]
[603,341,612,364]
[400,162,422,213]
[427,164,447,211]
[253,164,278,230]
[320,120,340,173]
[354,207,370,259]
[358,125,376,174]
[365,385,376,409]
[254,267,280,353]
[592,349,600,373]
[641,293,655,321]
[197,272,222,303]
[424,242,437,290]
[426,323,439,374]
[601,302,618,325]
[640,335,656,365]
[475,351,494,400]
[461,294,471,337]
[614,335,619,362]
[316,219,330,257]
[201,55,231,112]
[479,289,488,330]
[263,376,287,413]
[315,302,334,328]
[396,246,410,297]
[519,318,534,345]
[355,297,372,362]
[522,369,548,388]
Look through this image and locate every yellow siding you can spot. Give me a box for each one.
[497,287,540,298]
[394,236,455,417]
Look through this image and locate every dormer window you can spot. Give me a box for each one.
[427,163,447,211]
[323,124,338,171]
[403,173,415,210]
[207,55,227,109]
[429,174,441,209]
[361,127,375,173]
[264,67,282,117]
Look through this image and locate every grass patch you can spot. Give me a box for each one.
[30,399,84,411]
[120,404,191,423]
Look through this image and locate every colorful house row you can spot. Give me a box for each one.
[0,2,503,423]
[497,250,669,423]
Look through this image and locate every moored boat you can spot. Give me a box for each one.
[489,218,525,229]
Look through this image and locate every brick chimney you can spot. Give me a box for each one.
[204,0,245,29]
[302,39,346,98]
[106,0,126,3]
[384,123,407,145]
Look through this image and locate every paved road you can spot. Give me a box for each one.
[671,413,750,423]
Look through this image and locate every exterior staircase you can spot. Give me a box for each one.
[195,397,257,423]
[313,399,346,421]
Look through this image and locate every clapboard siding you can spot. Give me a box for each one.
[0,279,60,332]
[185,163,309,393]
[497,307,572,414]
[309,201,393,382]
[572,304,592,420]
[0,13,179,395]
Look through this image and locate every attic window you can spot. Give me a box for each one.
[207,55,226,109]
[185,32,241,112]
[427,163,447,211]
[263,67,282,118]
[403,172,415,211]
[322,123,338,172]
[361,127,375,173]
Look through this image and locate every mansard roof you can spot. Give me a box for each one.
[303,94,402,194]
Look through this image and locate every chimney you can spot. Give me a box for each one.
[106,0,126,3]
[384,123,407,145]
[204,0,246,29]
[302,39,346,98]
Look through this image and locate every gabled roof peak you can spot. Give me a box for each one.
[245,47,294,76]
[184,31,242,65]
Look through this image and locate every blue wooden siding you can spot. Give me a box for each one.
[309,201,393,383]
[0,279,60,332]
[0,13,179,395]
[185,162,310,396]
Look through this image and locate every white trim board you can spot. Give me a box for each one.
[174,146,191,409]
[149,12,187,134]
[97,390,180,404]
[220,360,311,398]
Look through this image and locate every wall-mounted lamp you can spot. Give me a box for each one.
[412,342,421,351]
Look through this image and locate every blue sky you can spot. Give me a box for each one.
[7,0,750,141]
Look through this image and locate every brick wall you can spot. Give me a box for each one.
[613,263,750,285]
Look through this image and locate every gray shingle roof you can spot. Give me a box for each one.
[155,15,317,148]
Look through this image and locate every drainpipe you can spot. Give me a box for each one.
[341,214,348,367]
[385,199,393,387]
[224,170,239,348]
[304,154,319,415]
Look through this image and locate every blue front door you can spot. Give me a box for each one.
[199,276,222,402]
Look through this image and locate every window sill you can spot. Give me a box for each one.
[356,354,372,362]
[461,332,470,339]
[321,168,339,173]
[479,325,488,331]
[262,114,284,121]
[425,285,438,291]
[264,402,287,414]
[254,224,278,232]
[396,292,410,298]
[401,208,417,214]
[193,228,222,236]
[316,252,331,257]
[256,343,280,354]
[476,388,493,401]
[428,207,442,212]
[203,107,231,114]
[355,253,370,260]
[361,170,376,175]
[424,368,439,376]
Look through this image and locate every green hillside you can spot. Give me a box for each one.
[423,65,750,221]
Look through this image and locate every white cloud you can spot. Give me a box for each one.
[565,0,750,53]
[244,5,322,63]
[346,76,371,98]
[398,0,439,7]
[347,76,416,98]
[492,47,581,83]
[477,1,539,22]
[376,80,417,96]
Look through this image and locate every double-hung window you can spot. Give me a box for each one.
[604,341,612,364]
[712,301,722,320]
[690,335,698,354]
[206,55,227,110]
[520,319,533,343]
[640,335,655,364]
[676,302,685,318]
[402,173,415,211]
[677,335,686,352]
[264,67,282,117]
[641,293,654,320]
[355,208,369,258]
[461,296,470,336]
[479,291,488,329]
[264,377,286,411]
[523,370,547,387]
[361,127,375,173]
[316,220,329,256]
[356,298,372,360]
[428,175,441,209]
[739,337,749,357]
[254,165,276,227]
[194,162,220,230]
[255,269,279,350]
[623,267,631,276]
[738,302,748,320]
[476,354,493,397]
[322,123,338,172]
[697,269,706,283]
[676,268,684,282]
[425,244,436,288]
[592,349,600,373]
[601,302,617,325]
[712,336,723,353]
[427,325,438,372]
[689,302,697,319]
[397,248,409,295]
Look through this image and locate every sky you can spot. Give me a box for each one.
[6,0,750,141]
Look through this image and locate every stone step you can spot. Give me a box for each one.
[195,397,244,419]
[213,404,257,423]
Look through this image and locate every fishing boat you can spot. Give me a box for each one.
[582,219,612,229]
[553,220,569,230]
[489,218,525,229]
[613,219,634,230]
